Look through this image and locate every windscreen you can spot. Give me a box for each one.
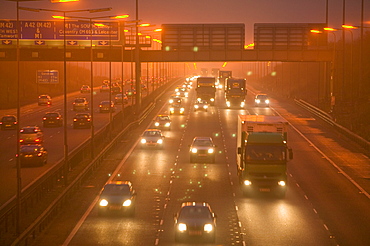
[244,145,285,162]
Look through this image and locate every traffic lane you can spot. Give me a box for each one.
[0,91,127,206]
[157,98,241,245]
[66,95,189,245]
[217,100,338,245]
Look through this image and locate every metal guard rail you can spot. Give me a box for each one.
[295,99,370,153]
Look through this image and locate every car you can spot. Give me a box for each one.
[80,85,91,93]
[254,94,270,107]
[0,115,18,130]
[73,113,92,128]
[100,84,110,93]
[194,100,209,112]
[38,94,52,106]
[98,181,137,216]
[153,115,171,130]
[18,144,48,167]
[168,96,181,105]
[19,126,44,144]
[189,137,216,163]
[174,202,216,243]
[114,93,128,105]
[99,101,115,113]
[111,85,121,94]
[175,87,189,97]
[169,103,185,115]
[140,129,165,148]
[126,88,136,97]
[73,97,89,111]
[42,112,63,127]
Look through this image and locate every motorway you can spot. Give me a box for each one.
[28,81,370,246]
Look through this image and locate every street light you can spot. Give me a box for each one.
[53,14,128,157]
[311,28,338,113]
[20,6,112,186]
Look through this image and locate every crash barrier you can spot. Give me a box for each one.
[1,78,182,246]
[295,99,370,153]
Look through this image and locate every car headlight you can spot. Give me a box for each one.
[194,105,199,109]
[204,105,208,109]
[165,122,171,127]
[240,102,245,107]
[157,139,163,144]
[244,180,252,186]
[204,224,213,232]
[170,107,174,111]
[255,99,260,103]
[178,223,187,232]
[99,199,108,206]
[226,101,231,107]
[278,181,286,186]
[154,122,159,127]
[169,99,174,104]
[191,148,197,153]
[208,148,214,154]
[122,199,132,207]
[210,98,215,102]
[185,92,188,97]
[265,99,270,104]
[141,138,147,144]
[180,108,184,111]
[176,92,180,96]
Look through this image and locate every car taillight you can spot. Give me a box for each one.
[56,117,60,120]
[35,139,40,142]
[19,139,24,143]
[73,119,77,122]
[37,152,43,157]
[43,117,46,120]
[87,118,91,121]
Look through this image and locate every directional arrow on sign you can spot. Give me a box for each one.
[2,40,12,45]
[98,41,109,46]
[68,41,78,46]
[35,40,45,45]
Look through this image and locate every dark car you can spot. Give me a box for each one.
[19,126,44,144]
[99,101,115,113]
[42,112,63,127]
[98,181,137,216]
[100,84,110,93]
[18,144,48,167]
[114,93,128,105]
[189,137,216,163]
[0,115,18,130]
[174,202,216,243]
[73,113,92,129]
[153,115,171,130]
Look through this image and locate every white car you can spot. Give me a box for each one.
[140,129,165,149]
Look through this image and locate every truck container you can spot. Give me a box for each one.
[236,115,293,197]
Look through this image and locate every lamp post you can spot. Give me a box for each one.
[19,6,112,186]
[311,28,338,113]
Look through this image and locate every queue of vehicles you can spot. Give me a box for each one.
[2,73,283,243]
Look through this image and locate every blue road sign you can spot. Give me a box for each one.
[0,20,119,41]
[37,70,59,84]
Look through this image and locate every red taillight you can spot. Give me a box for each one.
[43,117,46,120]
[73,119,77,122]
[37,152,42,157]
[35,139,40,142]
[14,122,17,125]
[87,119,91,121]
[19,139,24,143]
[56,117,60,120]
